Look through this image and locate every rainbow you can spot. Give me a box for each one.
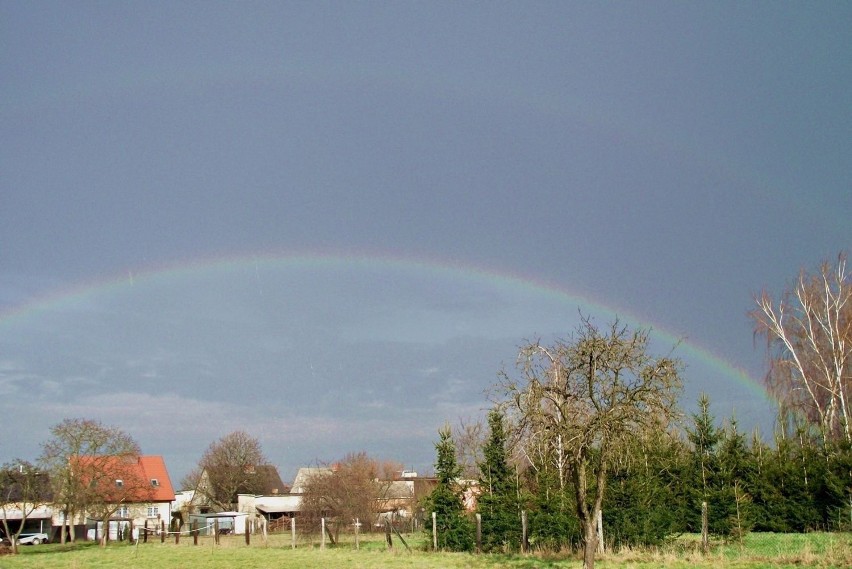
[0,249,773,404]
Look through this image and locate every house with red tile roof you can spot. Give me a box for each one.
[71,455,176,540]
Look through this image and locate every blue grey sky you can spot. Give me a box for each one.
[1,2,849,484]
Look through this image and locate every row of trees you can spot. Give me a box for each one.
[424,252,850,569]
[427,394,851,566]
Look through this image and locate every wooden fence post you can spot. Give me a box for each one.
[384,520,393,551]
[476,513,481,553]
[193,521,198,546]
[701,501,709,555]
[214,519,220,545]
[521,510,528,553]
[143,520,148,544]
[390,523,411,553]
[291,517,296,549]
[354,518,360,550]
[160,520,165,543]
[321,517,326,550]
[432,512,437,550]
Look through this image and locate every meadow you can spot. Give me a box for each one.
[1,532,850,569]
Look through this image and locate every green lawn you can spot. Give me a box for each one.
[1,533,850,569]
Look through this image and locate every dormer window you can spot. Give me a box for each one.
[115,479,123,488]
[151,478,160,487]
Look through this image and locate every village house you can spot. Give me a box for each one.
[76,455,176,541]
[179,464,288,535]
[1,456,175,543]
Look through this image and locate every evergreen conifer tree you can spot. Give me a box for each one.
[476,409,521,551]
[426,426,474,551]
[604,429,685,546]
[717,418,755,541]
[524,457,581,550]
[685,394,723,533]
[746,429,782,531]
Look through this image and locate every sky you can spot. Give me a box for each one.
[1,2,850,486]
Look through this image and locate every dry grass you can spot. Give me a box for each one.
[0,532,849,569]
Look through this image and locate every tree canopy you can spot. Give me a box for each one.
[183,430,269,510]
[501,317,683,569]
[752,251,851,446]
[38,418,141,544]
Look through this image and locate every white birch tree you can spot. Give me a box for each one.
[751,252,851,446]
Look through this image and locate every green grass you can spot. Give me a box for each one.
[1,532,850,569]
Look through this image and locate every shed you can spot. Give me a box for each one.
[188,511,249,535]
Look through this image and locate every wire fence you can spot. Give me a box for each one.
[119,515,424,550]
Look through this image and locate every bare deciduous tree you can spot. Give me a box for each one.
[300,452,392,538]
[1,461,51,554]
[39,418,141,544]
[184,430,268,510]
[374,459,407,482]
[500,317,683,569]
[453,416,485,479]
[751,252,851,446]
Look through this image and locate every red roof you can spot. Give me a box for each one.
[138,456,175,502]
[75,455,175,503]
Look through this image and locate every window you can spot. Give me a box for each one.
[117,506,129,518]
[151,478,159,487]
[115,479,123,488]
[147,506,159,518]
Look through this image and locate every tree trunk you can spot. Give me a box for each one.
[582,519,597,569]
[100,516,109,547]
[67,507,77,543]
[3,520,19,555]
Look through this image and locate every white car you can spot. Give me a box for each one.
[17,532,49,545]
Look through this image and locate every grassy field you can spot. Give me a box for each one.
[1,532,850,569]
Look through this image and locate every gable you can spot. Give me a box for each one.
[138,456,176,502]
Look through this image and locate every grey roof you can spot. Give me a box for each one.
[289,467,332,494]
[255,465,288,495]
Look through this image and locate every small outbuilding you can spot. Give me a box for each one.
[188,511,250,535]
